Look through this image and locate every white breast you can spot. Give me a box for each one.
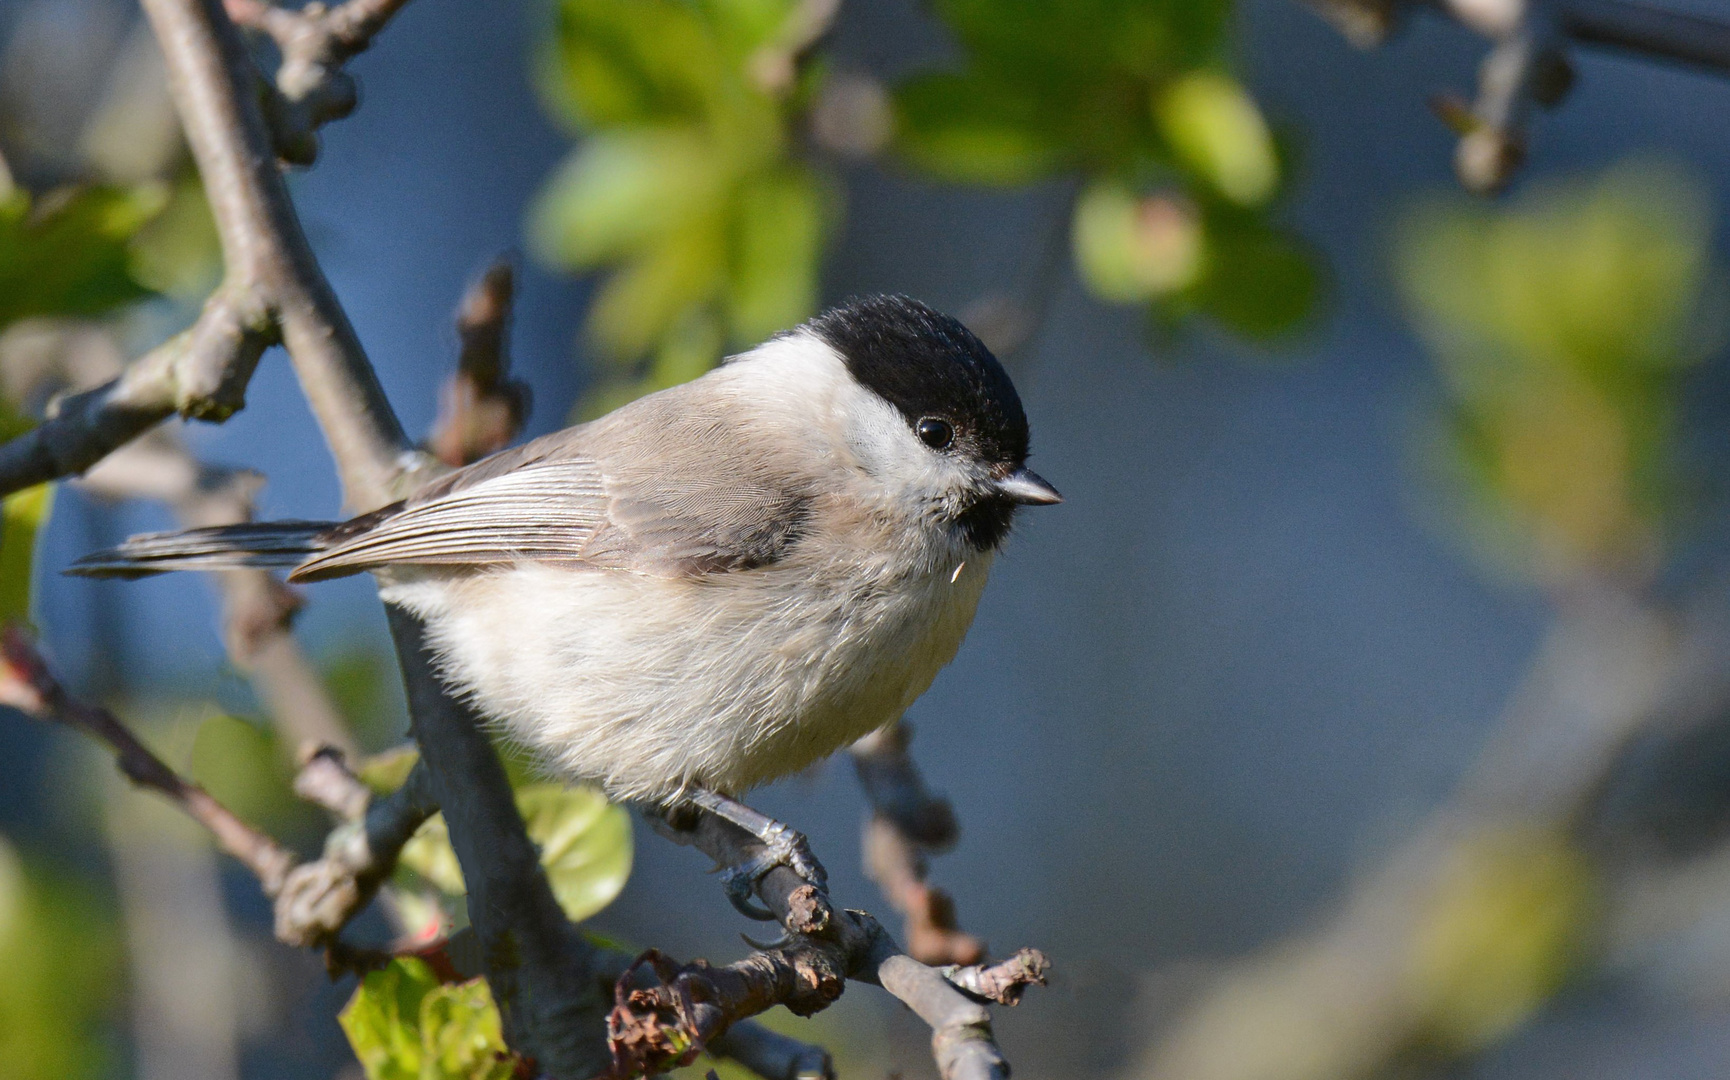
[381,543,991,803]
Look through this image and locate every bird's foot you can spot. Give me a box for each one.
[685,789,829,921]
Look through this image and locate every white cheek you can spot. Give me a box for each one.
[840,385,967,499]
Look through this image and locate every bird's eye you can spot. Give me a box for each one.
[916,417,954,450]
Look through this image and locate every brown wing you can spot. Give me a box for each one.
[288,389,813,582]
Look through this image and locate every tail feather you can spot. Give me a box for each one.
[66,521,337,578]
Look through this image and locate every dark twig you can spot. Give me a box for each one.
[386,606,613,1077]
[0,0,430,508]
[1302,0,1730,191]
[224,0,416,163]
[646,807,1046,1080]
[0,626,298,892]
[852,723,985,966]
[0,627,435,954]
[428,261,531,468]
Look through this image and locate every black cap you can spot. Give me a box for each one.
[807,295,1030,472]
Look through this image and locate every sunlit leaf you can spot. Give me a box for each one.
[527,129,722,269]
[586,215,728,359]
[728,165,829,340]
[0,485,54,628]
[0,184,166,328]
[1408,827,1593,1051]
[340,957,515,1080]
[1071,182,1204,302]
[0,837,120,1080]
[517,783,635,923]
[395,773,633,925]
[1155,72,1279,207]
[126,175,220,301]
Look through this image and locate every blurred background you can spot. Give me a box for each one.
[6,0,1730,1077]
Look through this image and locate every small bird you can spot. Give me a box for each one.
[71,295,1060,910]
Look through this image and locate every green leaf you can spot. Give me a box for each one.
[527,129,723,270]
[1155,72,1279,207]
[727,165,828,340]
[1071,182,1204,302]
[586,214,728,359]
[340,957,515,1080]
[894,73,1063,186]
[1190,221,1321,340]
[0,184,166,329]
[0,485,54,628]
[397,779,633,924]
[186,713,299,829]
[0,837,121,1080]
[517,783,635,923]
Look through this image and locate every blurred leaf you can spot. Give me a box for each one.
[186,713,300,829]
[1408,827,1593,1052]
[1394,161,1716,582]
[1071,182,1204,302]
[586,213,729,358]
[517,783,634,923]
[728,165,828,340]
[1190,218,1321,340]
[340,957,515,1080]
[0,484,54,627]
[359,745,423,795]
[0,837,121,1080]
[894,73,1062,185]
[528,129,723,269]
[532,0,827,382]
[1155,71,1278,206]
[0,184,165,328]
[126,175,220,300]
[398,780,633,924]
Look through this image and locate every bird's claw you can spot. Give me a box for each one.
[719,820,827,922]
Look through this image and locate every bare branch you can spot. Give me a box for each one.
[428,261,530,468]
[0,288,273,495]
[0,627,297,893]
[1302,0,1730,191]
[647,806,1046,1080]
[852,723,985,966]
[0,0,428,508]
[386,605,613,1077]
[224,0,416,164]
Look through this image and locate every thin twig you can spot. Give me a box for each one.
[647,807,1047,1080]
[428,261,530,468]
[0,627,296,891]
[223,0,415,162]
[1302,0,1730,191]
[852,723,985,966]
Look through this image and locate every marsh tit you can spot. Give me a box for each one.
[71,294,1061,910]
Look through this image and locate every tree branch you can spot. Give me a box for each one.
[644,807,1047,1080]
[224,0,416,164]
[1303,0,1730,191]
[428,261,530,468]
[0,0,427,508]
[385,605,613,1077]
[0,627,438,955]
[852,722,985,966]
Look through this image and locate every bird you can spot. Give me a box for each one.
[69,294,1061,913]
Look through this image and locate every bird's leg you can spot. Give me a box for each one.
[670,788,830,921]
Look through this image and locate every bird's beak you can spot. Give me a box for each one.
[995,468,1063,505]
